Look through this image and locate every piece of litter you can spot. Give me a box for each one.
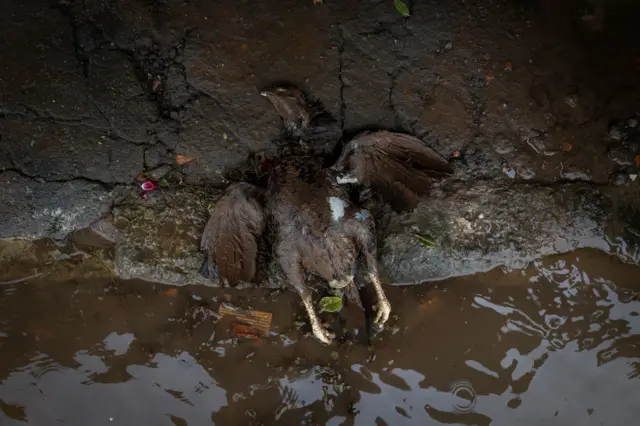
[140,181,157,191]
[503,167,516,179]
[219,303,272,334]
[630,174,637,182]
[354,211,370,221]
[231,322,261,340]
[162,288,178,297]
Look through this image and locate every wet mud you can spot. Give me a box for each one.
[1,249,639,425]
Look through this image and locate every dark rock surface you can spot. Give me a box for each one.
[105,182,639,287]
[111,186,221,286]
[0,171,116,240]
[2,0,640,285]
[379,181,628,284]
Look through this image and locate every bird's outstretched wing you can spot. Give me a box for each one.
[201,182,266,285]
[332,131,453,211]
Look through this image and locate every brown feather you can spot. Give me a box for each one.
[333,131,452,210]
[201,183,266,285]
[344,281,364,310]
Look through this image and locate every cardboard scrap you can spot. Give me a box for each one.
[219,303,272,334]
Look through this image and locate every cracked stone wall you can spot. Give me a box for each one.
[1,0,640,284]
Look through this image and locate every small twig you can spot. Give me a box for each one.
[0,272,44,286]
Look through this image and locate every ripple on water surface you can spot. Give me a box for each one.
[0,249,638,425]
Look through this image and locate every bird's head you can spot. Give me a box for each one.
[261,85,311,137]
[261,84,341,158]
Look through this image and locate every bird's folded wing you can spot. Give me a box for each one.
[332,131,453,211]
[201,182,266,285]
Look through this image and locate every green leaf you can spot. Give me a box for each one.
[394,0,410,17]
[412,232,436,248]
[319,296,343,313]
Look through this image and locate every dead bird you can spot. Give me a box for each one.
[201,85,453,344]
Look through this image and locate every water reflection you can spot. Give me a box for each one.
[0,250,638,425]
[349,252,640,425]
[0,350,226,425]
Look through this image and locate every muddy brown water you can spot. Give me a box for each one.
[0,249,639,425]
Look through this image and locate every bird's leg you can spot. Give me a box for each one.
[277,250,335,344]
[363,255,391,329]
[299,286,335,344]
[343,215,391,330]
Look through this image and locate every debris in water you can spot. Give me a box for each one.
[231,322,261,340]
[140,180,157,192]
[412,232,436,248]
[176,154,195,165]
[630,174,638,182]
[608,124,624,141]
[613,173,629,186]
[564,95,578,108]
[0,272,44,286]
[562,141,573,152]
[450,150,463,159]
[319,296,343,313]
[504,61,513,71]
[162,288,178,297]
[152,79,161,92]
[394,0,410,17]
[219,303,272,334]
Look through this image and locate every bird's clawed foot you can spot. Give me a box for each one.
[310,320,335,345]
[372,297,391,331]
